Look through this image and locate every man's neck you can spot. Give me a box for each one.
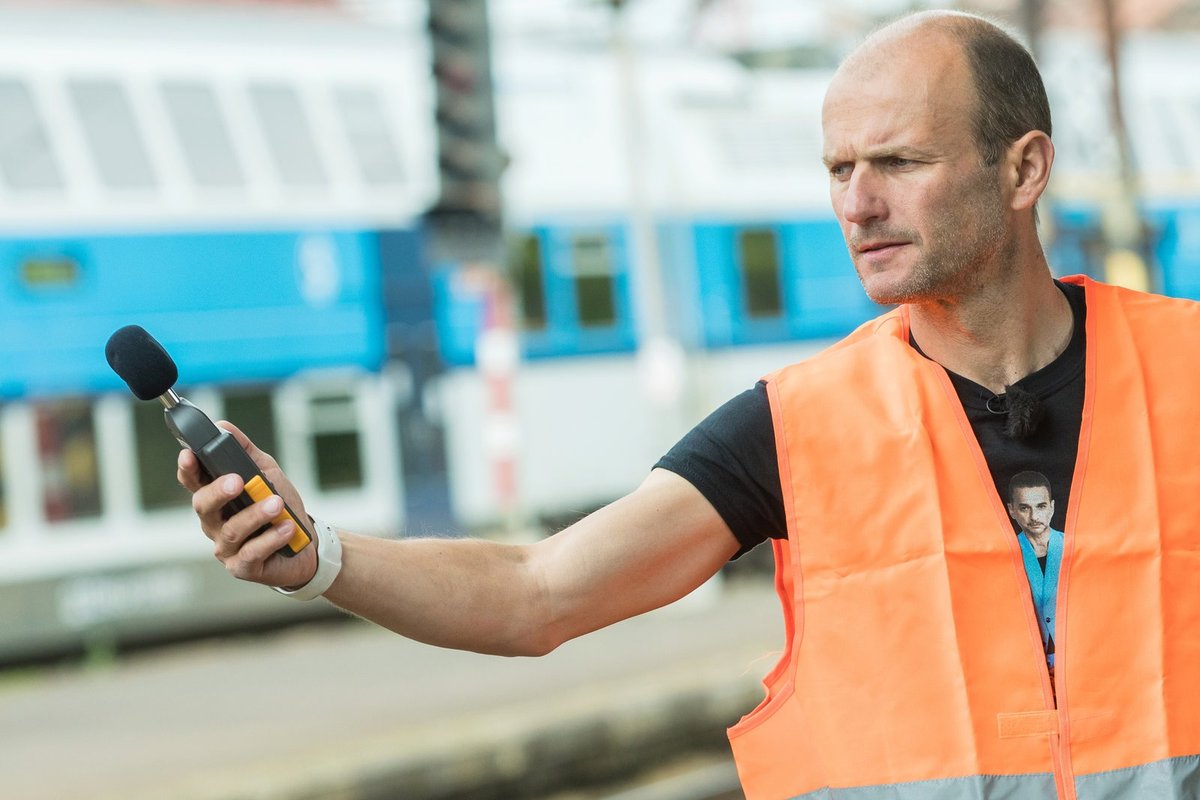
[908,262,1073,395]
[1024,528,1052,557]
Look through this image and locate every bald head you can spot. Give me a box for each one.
[838,11,972,78]
[832,11,1051,167]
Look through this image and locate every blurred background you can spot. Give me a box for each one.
[0,0,1197,797]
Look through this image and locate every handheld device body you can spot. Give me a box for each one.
[166,398,312,556]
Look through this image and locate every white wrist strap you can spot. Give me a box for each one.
[273,516,342,601]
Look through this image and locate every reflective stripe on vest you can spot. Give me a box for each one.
[775,753,1200,799]
[727,277,1200,800]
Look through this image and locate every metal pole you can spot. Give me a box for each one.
[1020,0,1044,61]
[610,0,689,455]
[1097,0,1151,290]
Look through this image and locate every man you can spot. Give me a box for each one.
[1006,471,1064,679]
[181,10,1200,800]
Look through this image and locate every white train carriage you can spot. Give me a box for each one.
[0,2,438,661]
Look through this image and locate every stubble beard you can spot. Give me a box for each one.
[855,173,1009,307]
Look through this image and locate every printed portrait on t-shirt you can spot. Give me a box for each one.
[1006,470,1062,671]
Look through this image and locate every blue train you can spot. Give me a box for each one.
[0,4,436,660]
[0,4,1197,662]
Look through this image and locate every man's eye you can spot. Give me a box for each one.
[829,164,852,180]
[889,157,915,168]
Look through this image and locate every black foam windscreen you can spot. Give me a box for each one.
[1001,383,1045,441]
[105,325,179,401]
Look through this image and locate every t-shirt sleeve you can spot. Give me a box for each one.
[654,380,786,558]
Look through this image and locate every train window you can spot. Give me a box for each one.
[508,233,546,330]
[36,400,102,523]
[222,389,278,457]
[160,81,246,188]
[67,79,157,190]
[0,78,65,192]
[309,393,363,491]
[572,234,616,327]
[21,256,80,289]
[133,401,189,511]
[333,86,404,186]
[248,84,328,187]
[738,228,783,318]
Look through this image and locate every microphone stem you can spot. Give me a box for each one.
[159,389,181,409]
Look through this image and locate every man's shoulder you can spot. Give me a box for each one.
[1081,278,1200,358]
[764,307,910,385]
[1080,276,1200,316]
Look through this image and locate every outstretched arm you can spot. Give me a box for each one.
[179,424,740,657]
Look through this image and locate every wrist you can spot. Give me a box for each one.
[273,516,342,601]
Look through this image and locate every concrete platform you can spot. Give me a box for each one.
[0,577,782,800]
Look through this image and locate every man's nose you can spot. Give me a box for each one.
[839,168,888,226]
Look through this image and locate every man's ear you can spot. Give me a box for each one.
[1006,130,1054,212]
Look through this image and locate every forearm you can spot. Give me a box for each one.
[321,532,556,657]
[183,442,737,658]
[316,470,740,658]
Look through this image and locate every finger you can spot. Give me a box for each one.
[218,500,314,586]
[211,492,287,560]
[192,474,244,536]
[225,523,315,586]
[177,448,206,491]
[232,517,298,573]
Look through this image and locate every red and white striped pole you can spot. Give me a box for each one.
[471,267,521,535]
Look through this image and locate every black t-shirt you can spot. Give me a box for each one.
[656,281,1087,557]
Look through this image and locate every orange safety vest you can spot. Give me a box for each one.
[728,276,1200,800]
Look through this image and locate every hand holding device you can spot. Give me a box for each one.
[105,325,312,558]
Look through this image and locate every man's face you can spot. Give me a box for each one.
[821,34,1010,306]
[1008,485,1054,537]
